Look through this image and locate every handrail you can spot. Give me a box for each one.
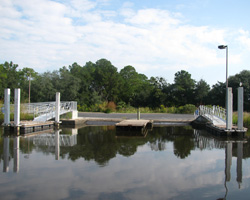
[15,101,77,121]
[195,105,226,123]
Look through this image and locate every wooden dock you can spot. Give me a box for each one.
[4,121,54,134]
[116,120,153,136]
[116,119,152,128]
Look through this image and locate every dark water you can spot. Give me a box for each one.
[0,125,250,200]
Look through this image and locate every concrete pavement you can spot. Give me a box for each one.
[78,112,195,123]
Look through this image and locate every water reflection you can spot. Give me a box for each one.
[1,125,250,199]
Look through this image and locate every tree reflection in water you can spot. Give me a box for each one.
[0,125,249,199]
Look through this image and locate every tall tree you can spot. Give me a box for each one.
[119,65,140,104]
[172,70,195,106]
[18,68,37,102]
[93,59,121,102]
[207,82,226,107]
[58,66,81,101]
[148,77,168,108]
[228,70,250,111]
[31,72,57,102]
[194,79,210,105]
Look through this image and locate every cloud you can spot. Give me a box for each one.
[0,0,247,84]
[238,29,250,49]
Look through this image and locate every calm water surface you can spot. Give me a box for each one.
[0,125,250,200]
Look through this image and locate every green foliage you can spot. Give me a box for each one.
[1,60,250,113]
[60,112,72,119]
[177,104,196,114]
[233,112,250,128]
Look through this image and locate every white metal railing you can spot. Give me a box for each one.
[194,105,226,123]
[15,101,77,121]
[1,101,77,122]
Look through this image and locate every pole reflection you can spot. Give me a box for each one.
[223,141,245,199]
[13,136,19,173]
[3,137,9,172]
[3,136,20,173]
[55,129,60,160]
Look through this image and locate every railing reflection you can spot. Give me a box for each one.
[2,128,78,173]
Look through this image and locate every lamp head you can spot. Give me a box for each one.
[218,45,227,49]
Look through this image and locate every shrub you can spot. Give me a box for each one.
[107,101,116,112]
[177,104,196,114]
[160,105,167,113]
[116,101,126,110]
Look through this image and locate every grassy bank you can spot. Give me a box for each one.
[233,112,250,128]
[78,103,197,114]
[0,112,34,124]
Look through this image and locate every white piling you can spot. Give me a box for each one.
[71,110,78,119]
[237,87,244,130]
[14,88,20,127]
[55,92,60,124]
[4,88,10,125]
[226,87,233,130]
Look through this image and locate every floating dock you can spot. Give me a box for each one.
[4,121,54,134]
[115,120,153,136]
[192,116,247,136]
[206,123,247,136]
[116,119,152,128]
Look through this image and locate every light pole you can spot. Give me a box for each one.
[218,45,231,130]
[28,71,31,104]
[218,45,228,88]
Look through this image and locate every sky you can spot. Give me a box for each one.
[1,0,250,86]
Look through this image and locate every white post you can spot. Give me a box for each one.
[55,92,60,124]
[4,88,10,125]
[237,87,244,130]
[14,88,20,127]
[226,87,233,130]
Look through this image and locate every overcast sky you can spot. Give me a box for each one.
[1,0,250,86]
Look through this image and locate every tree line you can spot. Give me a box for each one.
[0,59,250,111]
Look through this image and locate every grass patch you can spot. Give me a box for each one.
[233,112,250,128]
[60,112,72,119]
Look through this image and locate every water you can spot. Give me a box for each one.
[0,125,250,200]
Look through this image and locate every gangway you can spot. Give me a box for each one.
[194,105,247,135]
[21,101,77,122]
[195,105,226,126]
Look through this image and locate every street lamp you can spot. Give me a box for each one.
[218,45,231,130]
[218,45,228,88]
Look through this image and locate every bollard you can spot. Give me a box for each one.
[137,107,140,120]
